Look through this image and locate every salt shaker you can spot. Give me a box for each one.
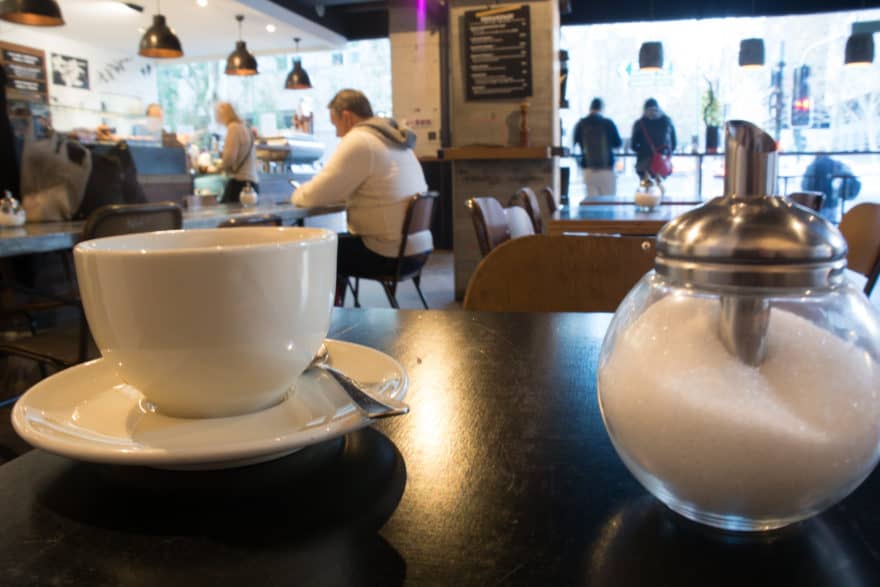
[598,120,880,531]
[240,182,258,207]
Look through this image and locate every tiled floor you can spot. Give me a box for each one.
[336,250,459,311]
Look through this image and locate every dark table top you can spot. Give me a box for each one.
[554,203,699,221]
[0,203,344,258]
[3,308,880,586]
[577,194,704,206]
[548,203,699,236]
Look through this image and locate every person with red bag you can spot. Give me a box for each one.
[630,98,677,180]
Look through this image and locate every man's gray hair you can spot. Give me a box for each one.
[328,89,374,119]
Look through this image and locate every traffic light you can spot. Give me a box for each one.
[791,65,811,127]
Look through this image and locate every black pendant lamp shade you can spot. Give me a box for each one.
[739,38,765,67]
[139,14,183,58]
[0,0,64,26]
[226,15,258,76]
[639,42,663,71]
[845,33,875,66]
[285,38,312,89]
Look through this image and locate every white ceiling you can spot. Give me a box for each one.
[44,0,345,60]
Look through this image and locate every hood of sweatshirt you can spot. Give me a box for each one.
[355,117,417,149]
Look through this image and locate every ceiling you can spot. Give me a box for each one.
[265,0,880,40]
[560,0,880,25]
[41,0,346,61]
[42,0,880,56]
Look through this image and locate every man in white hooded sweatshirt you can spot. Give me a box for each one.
[291,89,429,305]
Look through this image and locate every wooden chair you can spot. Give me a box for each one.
[344,192,438,309]
[467,197,510,257]
[840,203,880,295]
[0,202,183,373]
[541,186,559,215]
[503,206,535,238]
[218,214,283,227]
[515,187,544,233]
[787,191,825,212]
[464,234,656,312]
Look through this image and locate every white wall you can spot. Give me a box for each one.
[389,5,443,158]
[1,24,157,135]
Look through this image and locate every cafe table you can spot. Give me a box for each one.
[576,194,704,206]
[0,202,345,258]
[1,308,879,586]
[547,203,700,236]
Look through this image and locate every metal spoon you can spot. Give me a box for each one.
[308,344,410,419]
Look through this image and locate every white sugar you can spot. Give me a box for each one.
[599,294,880,519]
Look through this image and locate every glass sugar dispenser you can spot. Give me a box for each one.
[598,121,880,532]
[634,176,662,211]
[0,190,25,226]
[240,182,258,207]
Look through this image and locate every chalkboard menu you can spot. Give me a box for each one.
[1,41,50,139]
[464,5,532,101]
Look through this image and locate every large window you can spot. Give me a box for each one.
[562,9,880,205]
[156,39,391,159]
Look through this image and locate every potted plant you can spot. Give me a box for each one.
[702,78,722,153]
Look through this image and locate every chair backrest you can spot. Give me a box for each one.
[541,186,559,215]
[82,202,183,240]
[517,187,544,233]
[218,214,283,228]
[464,234,656,312]
[787,191,825,212]
[467,197,511,257]
[397,191,438,258]
[840,203,880,295]
[504,206,536,238]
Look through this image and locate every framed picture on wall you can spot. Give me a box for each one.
[1,41,51,141]
[51,53,89,90]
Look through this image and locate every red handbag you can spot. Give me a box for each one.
[640,120,673,178]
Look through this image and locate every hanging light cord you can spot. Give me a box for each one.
[237,15,244,41]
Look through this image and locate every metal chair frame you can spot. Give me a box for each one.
[345,192,438,309]
[0,202,183,376]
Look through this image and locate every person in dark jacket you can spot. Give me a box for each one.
[572,97,622,197]
[630,98,677,179]
[0,66,21,199]
[801,154,861,223]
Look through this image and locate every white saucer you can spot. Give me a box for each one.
[11,339,407,470]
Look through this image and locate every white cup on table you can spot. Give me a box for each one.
[74,227,337,419]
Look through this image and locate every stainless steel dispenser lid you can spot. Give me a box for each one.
[655,120,847,290]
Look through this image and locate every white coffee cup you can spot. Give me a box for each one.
[74,227,337,419]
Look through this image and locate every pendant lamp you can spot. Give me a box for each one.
[285,38,312,90]
[639,42,663,71]
[138,1,183,58]
[739,38,765,68]
[845,33,875,67]
[225,14,258,76]
[0,0,65,26]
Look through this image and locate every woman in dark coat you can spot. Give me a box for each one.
[630,98,677,179]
